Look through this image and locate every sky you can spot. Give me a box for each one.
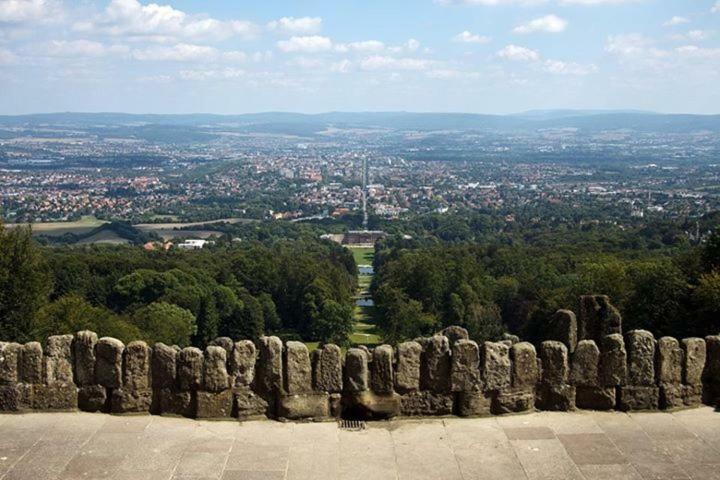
[0,0,718,115]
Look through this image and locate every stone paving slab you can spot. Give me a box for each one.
[0,408,719,480]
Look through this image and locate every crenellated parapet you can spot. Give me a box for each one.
[1,300,720,420]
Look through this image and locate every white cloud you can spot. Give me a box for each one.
[132,43,217,61]
[663,16,689,27]
[543,59,597,75]
[330,59,352,73]
[180,68,245,81]
[712,1,719,13]
[437,0,547,5]
[344,40,385,52]
[453,30,491,43]
[277,35,333,53]
[0,46,16,63]
[267,16,322,35]
[74,0,258,42]
[675,45,720,59]
[405,39,421,51]
[24,40,129,58]
[0,0,60,23]
[559,0,639,4]
[359,55,432,71]
[496,44,540,61]
[513,14,567,34]
[286,56,324,68]
[605,34,666,59]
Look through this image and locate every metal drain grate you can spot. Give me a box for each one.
[339,419,367,431]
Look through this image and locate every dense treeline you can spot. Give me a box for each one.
[0,222,356,347]
[371,226,720,345]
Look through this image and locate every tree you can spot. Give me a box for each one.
[0,224,52,342]
[130,302,196,347]
[692,271,720,335]
[310,300,353,345]
[703,227,720,272]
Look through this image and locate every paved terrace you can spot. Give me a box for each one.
[1,408,720,480]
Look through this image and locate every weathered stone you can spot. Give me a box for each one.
[234,387,269,419]
[395,341,421,392]
[203,346,229,392]
[703,335,720,405]
[0,342,21,384]
[256,336,283,401]
[0,384,21,411]
[618,386,659,411]
[451,340,480,392]
[659,383,683,410]
[157,388,193,417]
[455,390,493,417]
[20,341,43,384]
[343,391,401,420]
[344,348,368,393]
[576,386,615,410]
[123,341,151,391]
[209,337,234,358]
[73,332,98,388]
[277,393,330,420]
[95,337,124,389]
[682,383,703,407]
[511,342,538,389]
[493,389,534,414]
[579,295,622,344]
[537,384,576,411]
[540,341,569,385]
[627,330,656,387]
[32,383,78,410]
[502,333,520,345]
[196,390,234,418]
[549,309,578,353]
[230,340,256,387]
[440,326,469,345]
[284,341,311,395]
[151,343,177,389]
[419,335,451,393]
[570,340,599,387]
[657,337,682,385]
[600,334,627,387]
[312,344,342,393]
[682,338,706,386]
[481,342,511,392]
[44,335,74,384]
[177,347,203,391]
[371,345,394,394]
[110,388,152,413]
[399,391,454,416]
[329,393,342,418]
[78,385,107,412]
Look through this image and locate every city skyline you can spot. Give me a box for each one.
[0,0,719,115]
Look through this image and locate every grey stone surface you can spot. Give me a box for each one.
[579,294,623,344]
[481,341,511,392]
[151,342,177,389]
[618,385,659,411]
[234,387,269,419]
[44,335,74,384]
[399,390,454,416]
[95,337,124,388]
[395,341,421,392]
[511,341,538,389]
[571,340,599,387]
[177,347,203,391]
[110,387,152,413]
[73,330,97,386]
[493,389,535,414]
[123,340,151,391]
[196,389,234,418]
[277,393,330,420]
[682,337,706,386]
[657,337,682,385]
[626,330,656,387]
[550,309,578,353]
[312,343,342,393]
[0,342,21,384]
[451,339,480,392]
[440,325,469,345]
[20,341,43,384]
[344,348,368,393]
[600,334,627,387]
[230,340,256,387]
[371,344,394,394]
[420,335,452,393]
[541,341,569,385]
[455,389,492,417]
[284,341,312,395]
[203,345,230,392]
[576,385,616,410]
[78,384,106,412]
[256,336,283,401]
[344,391,401,419]
[537,383,576,411]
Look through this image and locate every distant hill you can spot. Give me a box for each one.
[1,110,719,136]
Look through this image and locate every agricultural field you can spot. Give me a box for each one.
[9,215,107,237]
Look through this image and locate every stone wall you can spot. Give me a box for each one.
[1,299,719,420]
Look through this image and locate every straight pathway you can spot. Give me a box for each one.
[1,407,720,480]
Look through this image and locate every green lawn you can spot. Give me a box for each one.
[349,247,374,266]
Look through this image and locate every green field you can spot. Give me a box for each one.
[10,215,107,236]
[350,247,374,266]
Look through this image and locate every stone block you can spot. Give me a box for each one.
[451,340,480,392]
[600,334,627,387]
[329,393,342,418]
[230,340,256,387]
[420,335,451,393]
[571,340,599,387]
[152,342,177,389]
[32,383,78,410]
[78,385,107,412]
[579,295,622,344]
[203,346,229,392]
[196,390,234,418]
[111,388,152,413]
[284,341,311,395]
[511,342,538,389]
[209,337,234,357]
[550,309,578,353]
[73,331,97,386]
[277,393,330,420]
[541,341,569,385]
[493,389,535,414]
[502,333,520,345]
[177,347,203,391]
[44,335,74,384]
[627,330,656,387]
[440,325,469,345]
[157,388,193,417]
[657,337,682,385]
[234,387,269,420]
[575,386,615,410]
[371,344,394,394]
[0,384,21,411]
[618,386,659,411]
[0,342,21,384]
[659,383,683,410]
[343,391,401,420]
[20,341,43,384]
[537,384,576,411]
[455,390,493,417]
[395,341,421,392]
[344,348,368,393]
[312,344,342,393]
[682,384,703,407]
[95,337,124,389]
[682,338,706,386]
[123,341,151,391]
[481,341,511,392]
[399,391,454,416]
[256,336,283,400]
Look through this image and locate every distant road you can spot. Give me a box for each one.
[134,218,258,230]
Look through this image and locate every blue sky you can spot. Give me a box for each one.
[0,0,718,114]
